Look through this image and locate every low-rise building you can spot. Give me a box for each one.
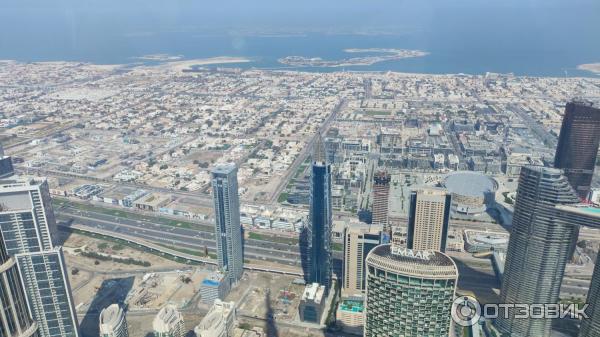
[299,283,326,323]
[200,271,231,304]
[336,297,365,335]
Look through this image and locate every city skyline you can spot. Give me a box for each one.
[0,3,598,333]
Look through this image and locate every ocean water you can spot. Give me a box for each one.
[0,0,599,77]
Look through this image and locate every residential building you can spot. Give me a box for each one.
[194,300,236,337]
[99,304,128,337]
[307,134,333,292]
[211,163,244,285]
[364,244,458,337]
[153,305,185,337]
[0,177,79,337]
[342,224,382,296]
[407,188,451,252]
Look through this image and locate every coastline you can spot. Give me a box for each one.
[577,63,600,75]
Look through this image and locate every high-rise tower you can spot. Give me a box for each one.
[308,133,333,292]
[342,224,382,296]
[0,177,79,337]
[0,233,40,337]
[152,305,185,337]
[211,163,244,285]
[364,244,458,337]
[407,188,451,252]
[554,100,600,199]
[99,304,128,337]
[494,166,581,336]
[371,170,391,231]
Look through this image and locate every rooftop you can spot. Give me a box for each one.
[366,244,458,279]
[444,171,497,197]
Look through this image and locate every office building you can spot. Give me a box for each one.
[298,283,326,323]
[407,188,451,252]
[0,239,39,337]
[153,305,185,337]
[0,177,79,337]
[494,166,589,336]
[200,271,230,304]
[553,100,600,260]
[307,134,333,292]
[371,170,390,230]
[554,100,600,199]
[364,244,458,337]
[193,300,236,337]
[342,224,382,296]
[99,304,128,337]
[211,163,244,285]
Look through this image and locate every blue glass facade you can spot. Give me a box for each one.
[308,162,332,292]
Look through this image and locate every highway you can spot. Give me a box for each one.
[56,206,303,266]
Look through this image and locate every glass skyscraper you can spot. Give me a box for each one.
[0,178,79,337]
[211,163,244,285]
[554,100,600,200]
[0,233,40,337]
[307,134,333,292]
[364,244,458,337]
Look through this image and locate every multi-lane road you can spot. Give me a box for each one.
[56,205,303,266]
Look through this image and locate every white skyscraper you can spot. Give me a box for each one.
[99,304,128,337]
[153,305,185,337]
[211,163,244,285]
[0,177,79,337]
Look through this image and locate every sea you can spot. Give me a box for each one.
[1,0,599,77]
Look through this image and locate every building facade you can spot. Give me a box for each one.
[99,304,128,337]
[308,134,333,292]
[193,300,236,337]
[153,305,185,337]
[364,244,458,337]
[336,297,364,335]
[200,271,230,305]
[0,178,79,337]
[554,100,600,199]
[494,166,581,336]
[298,283,326,323]
[371,170,390,230]
[407,188,451,252]
[342,225,382,296]
[0,243,39,337]
[211,163,244,285]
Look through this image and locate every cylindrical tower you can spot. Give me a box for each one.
[99,304,128,337]
[364,244,458,337]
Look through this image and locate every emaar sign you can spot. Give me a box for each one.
[391,246,432,261]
